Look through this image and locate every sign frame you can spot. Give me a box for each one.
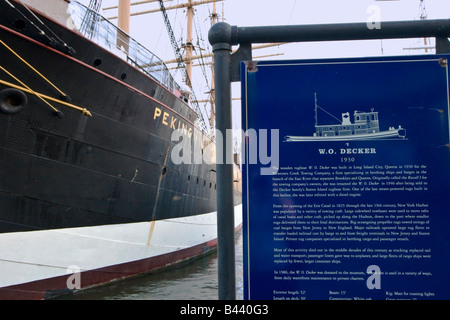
[242,54,450,300]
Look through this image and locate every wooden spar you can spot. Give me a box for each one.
[163,43,286,65]
[107,0,223,20]
[103,0,170,11]
[117,0,131,32]
[170,53,285,70]
[116,0,131,51]
[185,0,194,89]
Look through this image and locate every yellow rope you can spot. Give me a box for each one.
[0,39,67,98]
[0,40,91,116]
[0,78,92,116]
[0,65,61,114]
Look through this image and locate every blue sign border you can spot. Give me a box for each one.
[242,55,450,300]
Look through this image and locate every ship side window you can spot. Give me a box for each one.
[94,58,102,67]
[14,19,26,30]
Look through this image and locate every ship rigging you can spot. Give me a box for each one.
[99,0,285,139]
[99,0,222,137]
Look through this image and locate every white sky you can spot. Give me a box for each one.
[79,0,450,131]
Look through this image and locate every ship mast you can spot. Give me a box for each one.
[185,0,194,89]
[113,0,222,135]
[117,0,130,33]
[116,0,130,51]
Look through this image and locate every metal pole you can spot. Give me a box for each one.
[210,24,235,300]
[229,19,450,45]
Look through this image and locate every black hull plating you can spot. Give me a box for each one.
[0,1,241,234]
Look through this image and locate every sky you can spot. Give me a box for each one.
[78,0,450,132]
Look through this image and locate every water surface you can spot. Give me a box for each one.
[58,232,243,300]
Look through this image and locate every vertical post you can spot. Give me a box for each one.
[186,0,194,88]
[117,0,130,33]
[116,0,130,52]
[210,23,235,300]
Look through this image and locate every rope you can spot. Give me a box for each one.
[6,0,75,55]
[0,65,61,115]
[0,78,92,116]
[0,39,67,99]
[316,105,342,124]
[0,40,91,116]
[16,0,75,55]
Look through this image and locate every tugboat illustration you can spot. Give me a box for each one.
[285,94,406,142]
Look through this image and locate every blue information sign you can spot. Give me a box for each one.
[242,55,450,300]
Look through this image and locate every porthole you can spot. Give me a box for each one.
[0,88,27,114]
[162,167,167,176]
[14,19,26,30]
[120,72,127,80]
[94,58,102,67]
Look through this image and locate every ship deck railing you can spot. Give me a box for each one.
[68,1,183,95]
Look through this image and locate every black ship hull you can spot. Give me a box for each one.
[0,0,241,299]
